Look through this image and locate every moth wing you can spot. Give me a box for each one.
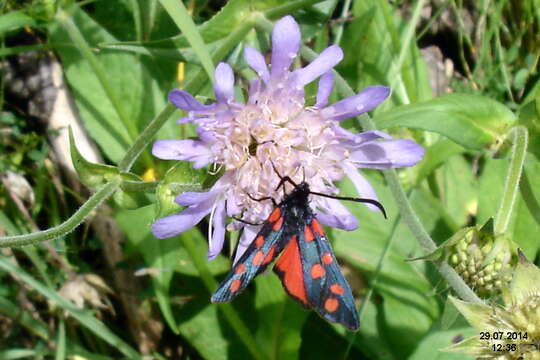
[274,217,359,330]
[211,207,287,303]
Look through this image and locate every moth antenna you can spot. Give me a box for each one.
[308,191,387,219]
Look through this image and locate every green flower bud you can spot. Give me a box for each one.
[444,250,540,359]
[442,219,517,297]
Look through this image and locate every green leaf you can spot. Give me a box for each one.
[438,155,477,227]
[0,256,142,359]
[0,10,37,35]
[478,155,540,258]
[414,140,466,186]
[0,349,50,360]
[69,128,119,187]
[374,93,517,150]
[100,0,252,61]
[0,297,50,340]
[55,318,66,360]
[254,275,307,360]
[49,6,177,163]
[409,326,476,360]
[348,300,396,359]
[157,0,214,79]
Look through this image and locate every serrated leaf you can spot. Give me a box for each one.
[374,93,517,150]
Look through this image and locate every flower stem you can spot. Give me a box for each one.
[494,126,528,235]
[0,179,120,248]
[299,44,483,304]
[181,235,266,360]
[333,0,352,46]
[118,103,176,172]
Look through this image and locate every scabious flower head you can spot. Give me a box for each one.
[151,16,424,261]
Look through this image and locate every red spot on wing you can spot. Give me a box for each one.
[272,216,284,231]
[255,235,264,248]
[304,225,315,242]
[235,264,246,274]
[274,236,308,305]
[324,298,339,312]
[311,264,325,279]
[252,250,264,265]
[262,245,276,265]
[268,207,281,223]
[230,279,241,292]
[330,284,344,295]
[311,219,324,236]
[322,252,333,264]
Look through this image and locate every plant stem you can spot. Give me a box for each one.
[181,235,266,360]
[332,0,352,46]
[494,126,528,234]
[0,179,120,248]
[118,103,176,172]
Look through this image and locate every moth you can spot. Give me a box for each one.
[211,171,386,331]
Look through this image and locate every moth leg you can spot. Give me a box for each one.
[231,215,264,226]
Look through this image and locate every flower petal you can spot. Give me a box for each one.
[270,16,300,78]
[233,224,261,265]
[214,62,235,102]
[314,197,358,231]
[152,140,213,168]
[208,199,226,260]
[321,85,390,121]
[245,46,269,83]
[315,71,334,108]
[333,126,392,143]
[151,201,212,238]
[343,162,380,211]
[293,45,343,87]
[350,139,425,169]
[169,89,210,111]
[176,190,217,206]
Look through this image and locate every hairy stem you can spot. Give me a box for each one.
[0,179,120,248]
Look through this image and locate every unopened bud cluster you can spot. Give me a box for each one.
[447,222,516,297]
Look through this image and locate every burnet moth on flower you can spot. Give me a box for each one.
[211,165,386,331]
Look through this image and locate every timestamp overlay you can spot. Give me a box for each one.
[479,331,539,353]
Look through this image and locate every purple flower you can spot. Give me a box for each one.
[152,16,424,261]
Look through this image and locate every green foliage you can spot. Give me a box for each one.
[1,0,539,359]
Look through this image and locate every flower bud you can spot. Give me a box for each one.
[445,219,517,297]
